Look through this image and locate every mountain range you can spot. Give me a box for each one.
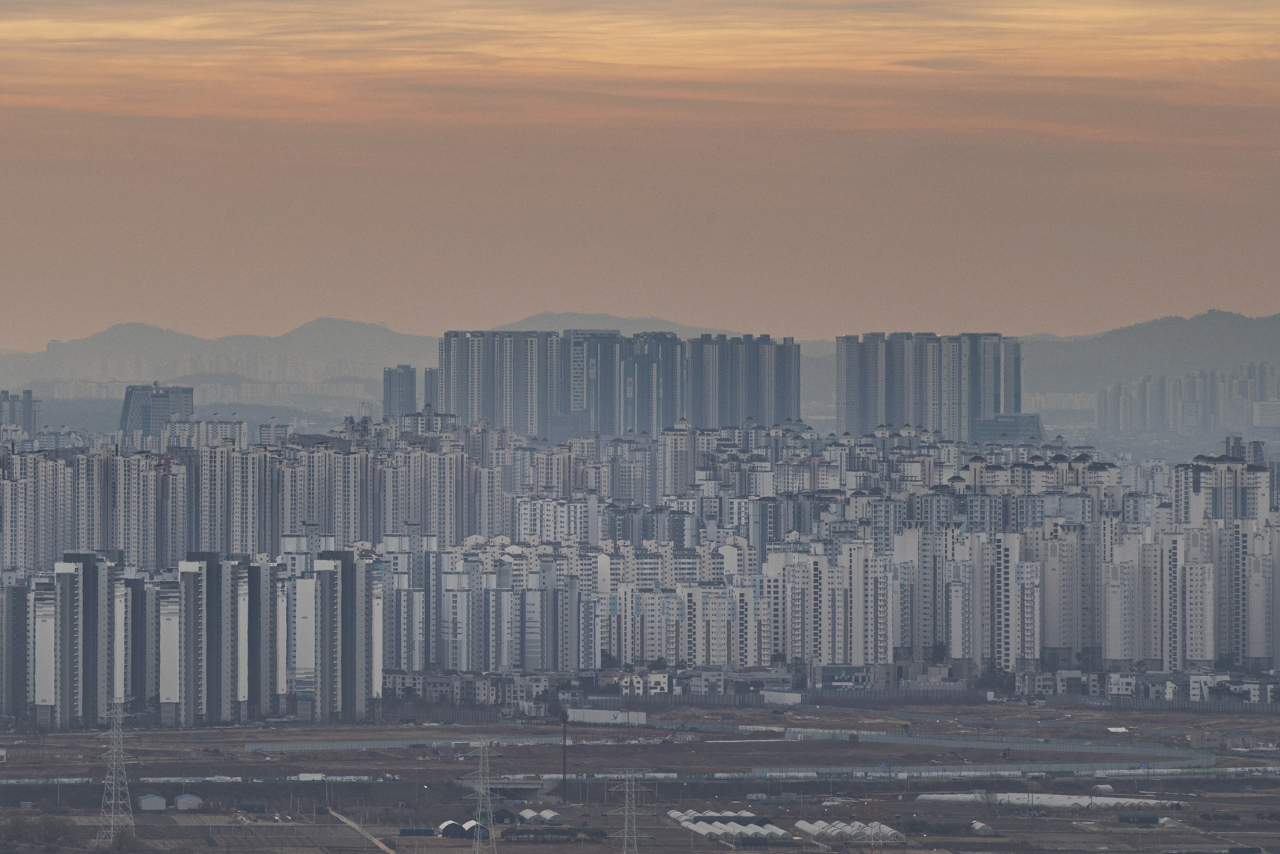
[0,319,437,388]
[1019,310,1280,394]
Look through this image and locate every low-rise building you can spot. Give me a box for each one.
[138,795,165,812]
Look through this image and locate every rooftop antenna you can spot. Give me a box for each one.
[96,702,134,847]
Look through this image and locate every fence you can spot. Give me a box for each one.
[819,727,1204,759]
[588,685,1280,721]
[587,693,764,709]
[379,703,501,725]
[587,688,992,711]
[579,707,1208,761]
[748,756,1212,778]
[559,718,1214,780]
[1047,693,1280,715]
[210,825,364,839]
[245,735,564,753]
[804,688,991,706]
[493,751,1211,783]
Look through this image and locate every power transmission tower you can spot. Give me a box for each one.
[96,702,134,847]
[466,742,498,854]
[608,770,651,854]
[866,791,886,854]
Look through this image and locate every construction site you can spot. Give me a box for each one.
[3,701,1280,853]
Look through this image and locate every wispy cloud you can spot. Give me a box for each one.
[0,0,1276,143]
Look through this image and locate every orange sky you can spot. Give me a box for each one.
[1,0,1278,349]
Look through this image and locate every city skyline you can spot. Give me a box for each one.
[3,314,1280,733]
[3,387,1276,729]
[6,1,1280,842]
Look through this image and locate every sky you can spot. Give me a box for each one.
[1,0,1277,350]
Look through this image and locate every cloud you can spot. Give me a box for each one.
[895,57,988,70]
[1,1,1276,136]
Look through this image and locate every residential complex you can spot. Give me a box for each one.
[2,326,1278,729]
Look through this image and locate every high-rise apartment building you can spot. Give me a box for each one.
[422,367,439,412]
[621,332,686,436]
[29,555,128,729]
[299,551,379,723]
[438,328,794,439]
[837,332,1022,441]
[438,331,561,438]
[0,390,42,438]
[687,334,800,430]
[246,556,286,718]
[382,365,418,419]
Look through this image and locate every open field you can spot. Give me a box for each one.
[19,773,1280,853]
[0,714,1192,783]
[2,701,1280,851]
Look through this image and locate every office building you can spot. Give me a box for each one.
[119,384,195,437]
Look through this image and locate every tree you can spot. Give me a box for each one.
[975,665,1016,695]
[599,650,619,669]
[789,657,808,690]
[3,814,79,846]
[535,688,563,717]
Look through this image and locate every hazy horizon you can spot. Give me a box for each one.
[0,307,1276,355]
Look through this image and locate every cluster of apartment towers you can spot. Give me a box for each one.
[11,327,1273,729]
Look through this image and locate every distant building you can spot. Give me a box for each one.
[0,390,41,438]
[971,413,1045,445]
[175,793,203,811]
[835,332,1021,441]
[422,367,439,411]
[383,365,417,419]
[119,384,194,436]
[687,333,799,430]
[259,420,293,445]
[138,795,165,812]
[1221,730,1258,749]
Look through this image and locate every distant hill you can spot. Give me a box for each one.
[0,319,440,388]
[1021,310,1280,393]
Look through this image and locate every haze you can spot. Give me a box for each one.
[1,0,1277,350]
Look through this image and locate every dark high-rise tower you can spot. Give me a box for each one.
[119,384,195,436]
[621,332,686,436]
[439,331,561,437]
[837,331,1021,440]
[383,364,418,419]
[688,333,799,430]
[422,367,439,411]
[556,330,623,439]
